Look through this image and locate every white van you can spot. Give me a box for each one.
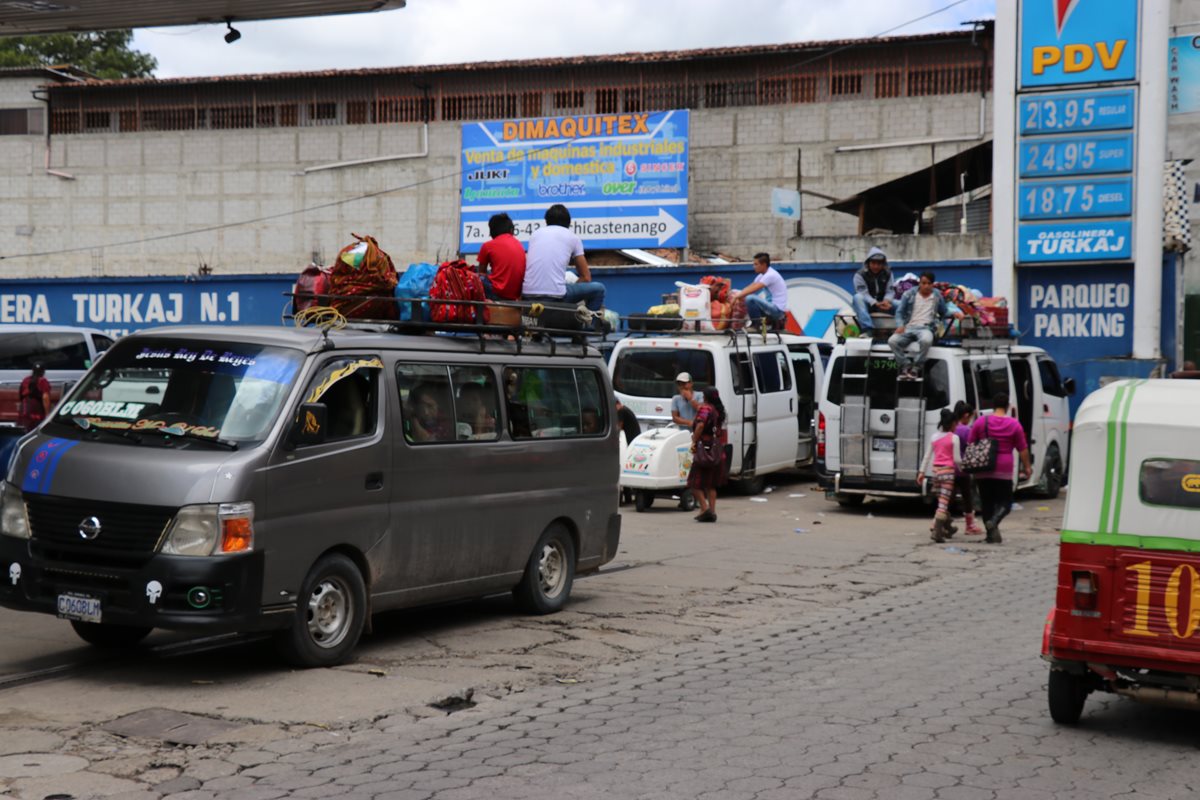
[816,338,1073,505]
[610,330,824,494]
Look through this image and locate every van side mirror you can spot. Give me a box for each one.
[1063,377,1076,396]
[293,403,328,446]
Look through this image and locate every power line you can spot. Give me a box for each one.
[0,0,982,263]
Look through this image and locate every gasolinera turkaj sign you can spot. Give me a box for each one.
[458,110,689,254]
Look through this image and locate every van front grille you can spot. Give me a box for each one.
[24,493,175,555]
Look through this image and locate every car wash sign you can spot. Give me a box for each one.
[1016,0,1139,264]
[459,110,688,254]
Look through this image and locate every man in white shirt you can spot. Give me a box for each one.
[521,204,606,312]
[730,253,788,328]
[889,271,962,379]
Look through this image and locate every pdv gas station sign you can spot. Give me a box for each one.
[1016,0,1140,265]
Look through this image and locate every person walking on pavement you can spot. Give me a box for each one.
[521,204,606,312]
[17,363,51,432]
[730,253,788,329]
[969,392,1032,544]
[851,247,894,338]
[688,387,727,523]
[889,271,962,379]
[917,408,963,543]
[952,401,984,535]
[670,372,704,430]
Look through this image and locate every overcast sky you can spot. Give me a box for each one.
[131,0,996,79]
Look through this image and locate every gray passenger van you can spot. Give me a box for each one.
[0,326,620,667]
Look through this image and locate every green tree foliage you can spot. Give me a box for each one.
[0,30,156,79]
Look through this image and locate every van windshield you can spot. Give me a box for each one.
[50,339,304,445]
[611,348,716,398]
[0,331,89,371]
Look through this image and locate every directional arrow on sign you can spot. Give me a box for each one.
[462,208,686,247]
[570,209,685,245]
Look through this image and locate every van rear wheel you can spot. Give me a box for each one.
[733,476,765,496]
[70,621,152,648]
[513,523,576,615]
[274,553,366,668]
[1037,445,1064,499]
[1047,668,1089,724]
[836,493,865,508]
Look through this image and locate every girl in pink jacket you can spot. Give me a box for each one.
[917,409,962,543]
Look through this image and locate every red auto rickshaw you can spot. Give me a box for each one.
[1043,379,1200,722]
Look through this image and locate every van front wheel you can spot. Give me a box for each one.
[513,524,576,615]
[275,553,366,668]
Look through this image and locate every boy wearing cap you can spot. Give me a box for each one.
[671,372,704,429]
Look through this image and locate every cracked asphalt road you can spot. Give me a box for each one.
[5,483,1200,798]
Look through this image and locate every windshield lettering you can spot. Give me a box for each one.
[60,400,146,419]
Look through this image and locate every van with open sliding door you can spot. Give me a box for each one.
[816,337,1073,505]
[0,324,620,667]
[610,330,824,495]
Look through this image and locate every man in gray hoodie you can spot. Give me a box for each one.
[851,247,894,337]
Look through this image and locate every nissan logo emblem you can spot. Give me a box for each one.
[880,413,891,424]
[78,517,102,540]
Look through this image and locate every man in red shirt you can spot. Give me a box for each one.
[476,213,526,301]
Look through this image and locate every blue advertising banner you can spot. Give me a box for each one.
[1017,219,1132,262]
[1020,0,1139,88]
[1019,88,1136,133]
[1018,132,1135,177]
[1017,176,1133,220]
[458,110,689,254]
[0,275,294,338]
[1169,34,1200,114]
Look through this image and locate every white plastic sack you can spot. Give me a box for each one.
[675,281,713,330]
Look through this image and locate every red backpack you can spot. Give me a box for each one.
[291,263,330,316]
[430,260,489,324]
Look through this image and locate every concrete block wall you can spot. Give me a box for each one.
[0,92,991,277]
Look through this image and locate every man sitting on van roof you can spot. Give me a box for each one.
[851,247,894,338]
[522,204,606,313]
[889,271,962,380]
[730,253,788,328]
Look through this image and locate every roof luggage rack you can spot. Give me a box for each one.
[286,293,606,357]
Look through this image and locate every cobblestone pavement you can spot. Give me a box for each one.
[119,546,1200,800]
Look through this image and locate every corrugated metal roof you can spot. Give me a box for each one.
[48,29,980,91]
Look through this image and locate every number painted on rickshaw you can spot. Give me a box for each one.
[1123,561,1200,639]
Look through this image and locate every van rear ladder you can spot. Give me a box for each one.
[838,340,872,479]
[893,372,927,483]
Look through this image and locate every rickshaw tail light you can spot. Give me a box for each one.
[1072,570,1098,611]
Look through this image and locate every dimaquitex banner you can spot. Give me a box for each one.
[458,110,689,254]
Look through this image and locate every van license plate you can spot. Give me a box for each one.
[872,439,896,452]
[57,593,101,624]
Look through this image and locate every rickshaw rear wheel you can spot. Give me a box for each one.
[678,492,697,511]
[1047,668,1089,724]
[634,490,654,512]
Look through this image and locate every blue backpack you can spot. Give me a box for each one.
[395,262,439,322]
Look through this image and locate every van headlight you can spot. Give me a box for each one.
[0,482,30,540]
[161,502,255,556]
